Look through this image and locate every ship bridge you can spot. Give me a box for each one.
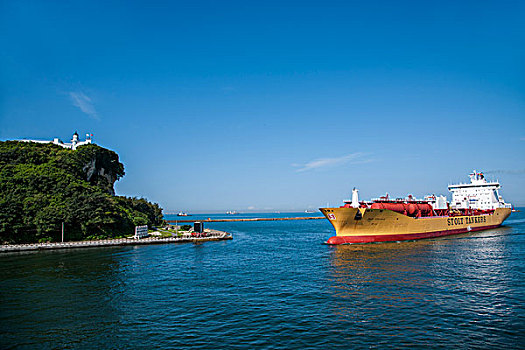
[448,170,510,210]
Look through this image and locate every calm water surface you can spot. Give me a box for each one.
[1,211,524,349]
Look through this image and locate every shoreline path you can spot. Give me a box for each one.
[0,229,232,253]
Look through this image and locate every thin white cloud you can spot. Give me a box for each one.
[520,137,525,141]
[69,91,98,119]
[294,152,371,172]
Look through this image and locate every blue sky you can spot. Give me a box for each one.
[1,0,524,211]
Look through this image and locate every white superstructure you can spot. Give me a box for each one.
[448,170,511,210]
[424,194,448,210]
[20,132,92,150]
[350,188,360,208]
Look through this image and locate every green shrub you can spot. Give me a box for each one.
[0,141,164,243]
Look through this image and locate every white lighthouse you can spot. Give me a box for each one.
[20,132,93,150]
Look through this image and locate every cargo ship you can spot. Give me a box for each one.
[320,171,512,244]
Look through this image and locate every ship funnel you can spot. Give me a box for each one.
[351,188,360,208]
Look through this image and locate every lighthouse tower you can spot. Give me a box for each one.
[71,131,79,148]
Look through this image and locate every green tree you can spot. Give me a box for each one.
[0,141,164,243]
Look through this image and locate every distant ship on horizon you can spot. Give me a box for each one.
[320,170,512,244]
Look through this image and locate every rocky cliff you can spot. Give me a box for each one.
[0,141,163,243]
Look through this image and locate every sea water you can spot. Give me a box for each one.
[1,211,524,349]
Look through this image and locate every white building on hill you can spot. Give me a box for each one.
[20,132,93,150]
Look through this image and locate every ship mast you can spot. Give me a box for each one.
[351,188,360,208]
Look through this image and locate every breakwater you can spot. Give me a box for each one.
[0,229,232,253]
[168,216,324,223]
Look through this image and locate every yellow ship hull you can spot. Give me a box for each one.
[320,207,511,244]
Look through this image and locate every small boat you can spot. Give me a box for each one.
[177,212,189,216]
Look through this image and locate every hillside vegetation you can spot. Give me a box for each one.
[0,141,164,243]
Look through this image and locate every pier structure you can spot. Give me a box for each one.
[0,229,232,253]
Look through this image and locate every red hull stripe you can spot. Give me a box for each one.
[327,225,501,244]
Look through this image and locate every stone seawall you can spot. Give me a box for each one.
[0,230,232,253]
